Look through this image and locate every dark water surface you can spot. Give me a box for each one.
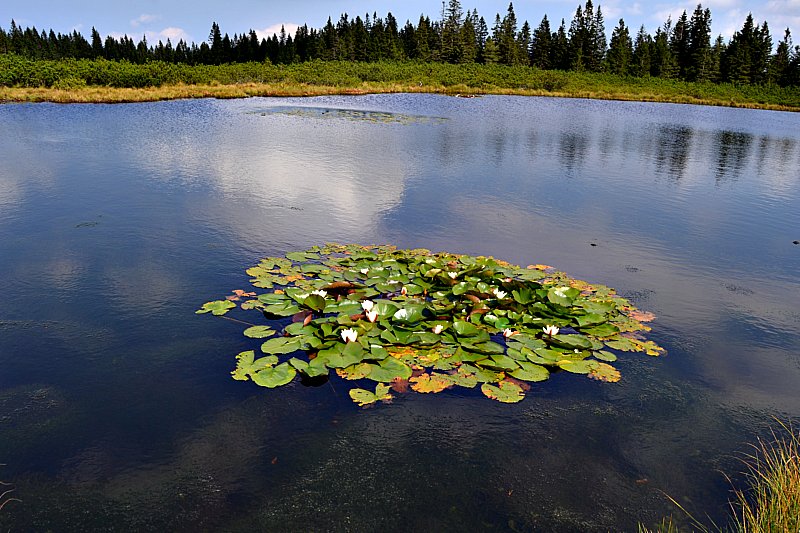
[1,94,798,531]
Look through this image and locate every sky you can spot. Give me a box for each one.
[2,0,798,47]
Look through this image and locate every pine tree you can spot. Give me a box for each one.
[687,5,712,81]
[552,19,570,70]
[499,3,520,65]
[607,19,632,75]
[90,27,103,58]
[770,29,793,86]
[441,0,464,62]
[589,4,606,71]
[631,25,652,77]
[670,11,690,78]
[651,20,677,78]
[568,5,586,70]
[531,15,552,69]
[483,37,500,63]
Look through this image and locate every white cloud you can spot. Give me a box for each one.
[156,27,192,43]
[131,14,159,28]
[255,23,300,41]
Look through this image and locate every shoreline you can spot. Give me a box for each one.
[2,82,798,112]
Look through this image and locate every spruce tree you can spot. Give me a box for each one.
[631,25,652,77]
[607,19,632,75]
[531,15,552,69]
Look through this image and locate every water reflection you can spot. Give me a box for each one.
[715,130,753,183]
[0,95,799,531]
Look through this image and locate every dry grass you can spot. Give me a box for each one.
[1,82,798,112]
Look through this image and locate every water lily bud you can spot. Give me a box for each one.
[432,324,444,334]
[400,286,408,296]
[366,310,378,323]
[448,272,458,279]
[503,328,517,338]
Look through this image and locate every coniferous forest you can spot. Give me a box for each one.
[1,0,798,98]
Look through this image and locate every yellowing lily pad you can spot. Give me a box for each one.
[196,299,236,316]
[349,384,393,406]
[481,380,525,403]
[588,362,621,383]
[409,373,452,393]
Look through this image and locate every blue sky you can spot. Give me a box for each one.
[2,0,797,47]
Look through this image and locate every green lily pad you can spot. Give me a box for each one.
[243,325,276,338]
[252,362,297,388]
[349,384,393,406]
[261,336,302,355]
[231,351,278,381]
[510,361,550,382]
[196,300,236,316]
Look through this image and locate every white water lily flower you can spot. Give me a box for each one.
[394,309,408,320]
[366,309,378,323]
[311,290,327,298]
[400,286,408,296]
[361,300,375,312]
[448,272,458,279]
[340,328,358,343]
[554,287,569,298]
[493,288,507,299]
[432,324,444,334]
[574,349,580,353]
[503,328,518,338]
[543,325,560,336]
[360,268,370,275]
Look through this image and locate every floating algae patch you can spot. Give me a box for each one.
[253,106,446,125]
[197,244,664,406]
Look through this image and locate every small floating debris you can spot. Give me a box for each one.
[251,106,446,125]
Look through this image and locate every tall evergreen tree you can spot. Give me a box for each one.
[687,5,712,81]
[531,15,552,69]
[631,25,652,76]
[552,19,571,70]
[607,19,632,75]
[651,20,677,78]
[770,29,793,86]
[670,11,691,78]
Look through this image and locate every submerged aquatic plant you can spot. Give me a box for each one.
[198,244,664,406]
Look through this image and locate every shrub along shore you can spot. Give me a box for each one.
[1,56,798,110]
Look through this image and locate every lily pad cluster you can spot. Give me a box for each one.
[197,244,663,405]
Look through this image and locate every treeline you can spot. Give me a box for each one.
[1,0,798,86]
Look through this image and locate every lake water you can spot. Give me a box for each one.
[0,94,798,531]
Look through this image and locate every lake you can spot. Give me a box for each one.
[0,94,798,531]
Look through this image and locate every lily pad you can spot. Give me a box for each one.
[481,381,525,403]
[349,384,393,406]
[410,373,452,393]
[196,300,236,316]
[243,325,276,338]
[252,362,297,388]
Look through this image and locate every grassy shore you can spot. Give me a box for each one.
[1,56,798,111]
[640,423,800,532]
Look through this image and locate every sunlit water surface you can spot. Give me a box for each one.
[1,94,799,531]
